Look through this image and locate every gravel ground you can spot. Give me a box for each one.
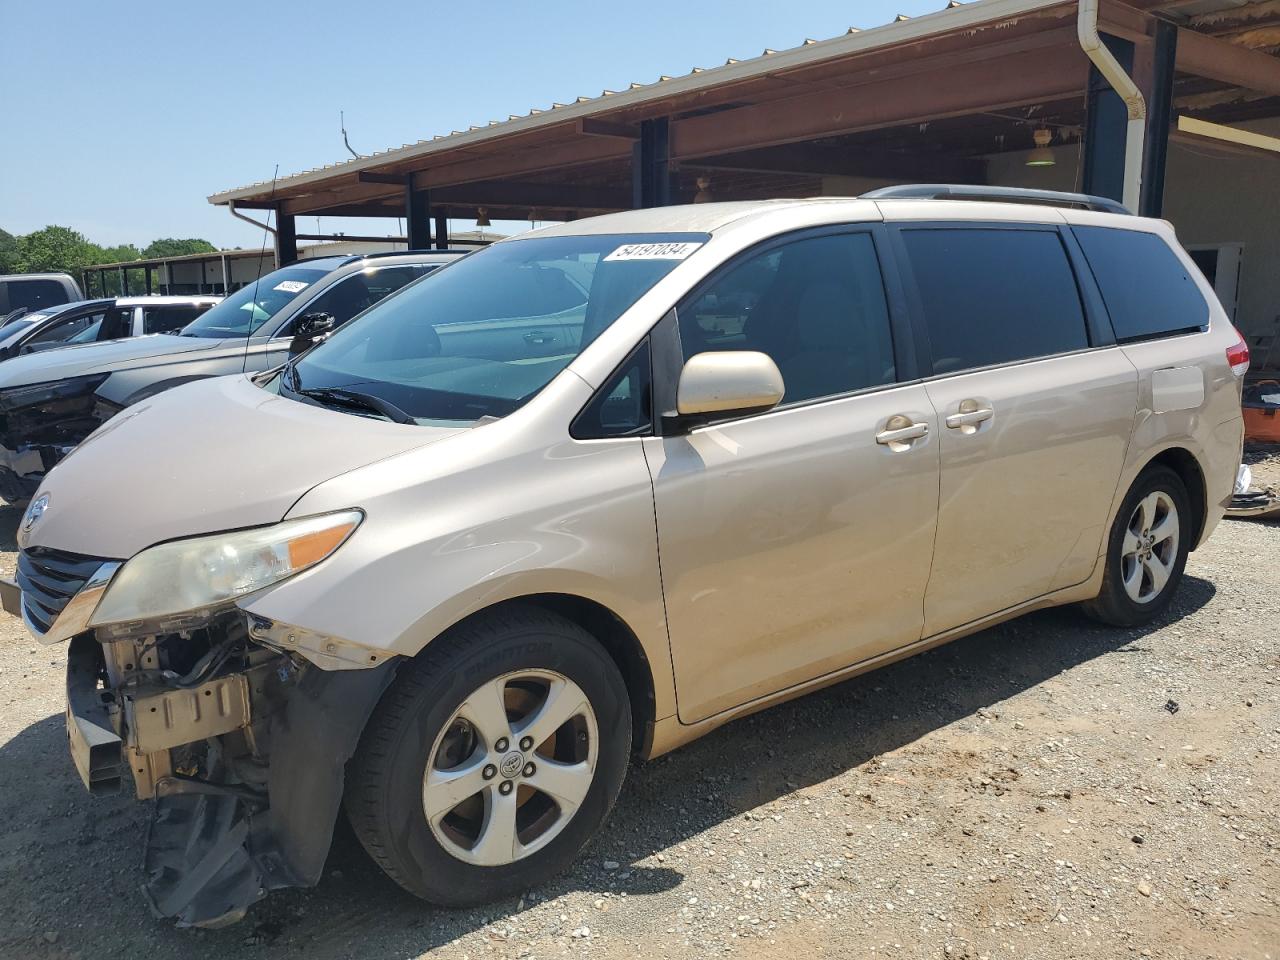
[0,471,1277,960]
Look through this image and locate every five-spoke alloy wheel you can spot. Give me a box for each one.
[345,605,631,906]
[1083,464,1191,626]
[1119,490,1180,604]
[424,670,599,866]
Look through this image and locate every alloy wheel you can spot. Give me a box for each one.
[1120,491,1179,604]
[423,670,598,866]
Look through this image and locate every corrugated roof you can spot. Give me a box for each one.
[208,0,1071,204]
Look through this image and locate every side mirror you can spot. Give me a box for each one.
[675,351,785,421]
[289,312,337,358]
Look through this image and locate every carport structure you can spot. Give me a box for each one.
[208,0,1280,277]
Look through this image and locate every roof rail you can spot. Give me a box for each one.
[861,184,1131,215]
[350,248,475,261]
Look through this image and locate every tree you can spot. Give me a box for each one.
[13,226,98,274]
[98,244,142,264]
[0,228,18,274]
[142,238,217,258]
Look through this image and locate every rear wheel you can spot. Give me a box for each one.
[1082,464,1190,626]
[344,605,631,906]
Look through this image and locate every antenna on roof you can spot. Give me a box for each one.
[340,111,362,159]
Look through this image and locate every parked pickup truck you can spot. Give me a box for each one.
[0,272,83,314]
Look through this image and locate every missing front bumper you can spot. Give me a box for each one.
[63,622,399,927]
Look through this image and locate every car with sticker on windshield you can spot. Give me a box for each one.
[0,251,460,502]
[0,187,1245,927]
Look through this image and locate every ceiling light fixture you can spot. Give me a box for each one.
[1026,128,1056,167]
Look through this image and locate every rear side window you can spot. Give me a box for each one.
[143,305,207,334]
[901,228,1089,376]
[1074,226,1208,342]
[6,279,68,311]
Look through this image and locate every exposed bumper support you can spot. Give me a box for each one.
[142,658,398,927]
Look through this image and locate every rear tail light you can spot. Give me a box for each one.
[1226,330,1250,378]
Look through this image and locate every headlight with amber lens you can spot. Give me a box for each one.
[88,510,362,626]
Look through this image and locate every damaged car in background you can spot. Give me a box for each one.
[0,250,459,503]
[0,190,1246,929]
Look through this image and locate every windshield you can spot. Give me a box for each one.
[287,233,706,424]
[0,317,38,347]
[179,264,332,338]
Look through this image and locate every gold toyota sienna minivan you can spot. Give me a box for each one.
[1,187,1248,926]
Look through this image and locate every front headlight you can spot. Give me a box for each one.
[88,510,362,626]
[0,373,108,411]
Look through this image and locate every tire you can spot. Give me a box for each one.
[1081,464,1191,627]
[344,604,631,906]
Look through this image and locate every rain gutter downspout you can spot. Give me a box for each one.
[1078,0,1146,212]
[227,200,276,236]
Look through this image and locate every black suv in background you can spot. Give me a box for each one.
[0,250,463,501]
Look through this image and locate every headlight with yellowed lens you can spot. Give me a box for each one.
[88,510,362,626]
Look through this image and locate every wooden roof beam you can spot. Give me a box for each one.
[670,44,1088,159]
[679,143,984,182]
[1177,26,1280,96]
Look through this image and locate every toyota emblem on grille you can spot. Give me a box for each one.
[21,494,49,539]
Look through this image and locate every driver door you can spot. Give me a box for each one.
[643,227,941,724]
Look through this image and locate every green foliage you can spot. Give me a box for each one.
[12,225,99,274]
[0,228,17,274]
[1,228,218,296]
[99,243,142,264]
[142,238,217,258]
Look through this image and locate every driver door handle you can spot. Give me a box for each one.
[876,417,929,446]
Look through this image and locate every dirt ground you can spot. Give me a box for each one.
[0,467,1277,960]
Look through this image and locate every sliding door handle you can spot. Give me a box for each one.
[945,401,994,431]
[876,415,929,449]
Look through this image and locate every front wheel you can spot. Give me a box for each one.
[1082,464,1190,627]
[344,605,632,906]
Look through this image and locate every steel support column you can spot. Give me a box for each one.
[274,206,298,266]
[1141,20,1177,217]
[406,186,431,250]
[633,118,673,208]
[119,267,128,296]
[1081,33,1136,204]
[434,213,449,250]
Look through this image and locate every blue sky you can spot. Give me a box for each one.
[2,0,951,250]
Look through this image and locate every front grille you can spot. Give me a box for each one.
[16,547,111,635]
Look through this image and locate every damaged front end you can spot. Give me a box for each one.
[0,374,119,502]
[3,532,396,927]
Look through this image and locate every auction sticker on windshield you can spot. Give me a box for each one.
[274,280,310,293]
[604,242,703,262]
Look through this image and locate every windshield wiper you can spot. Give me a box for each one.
[299,387,416,424]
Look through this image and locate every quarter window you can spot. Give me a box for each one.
[901,228,1089,375]
[572,340,652,439]
[1074,226,1208,342]
[678,232,896,406]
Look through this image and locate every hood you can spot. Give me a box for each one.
[0,334,228,387]
[26,375,464,558]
